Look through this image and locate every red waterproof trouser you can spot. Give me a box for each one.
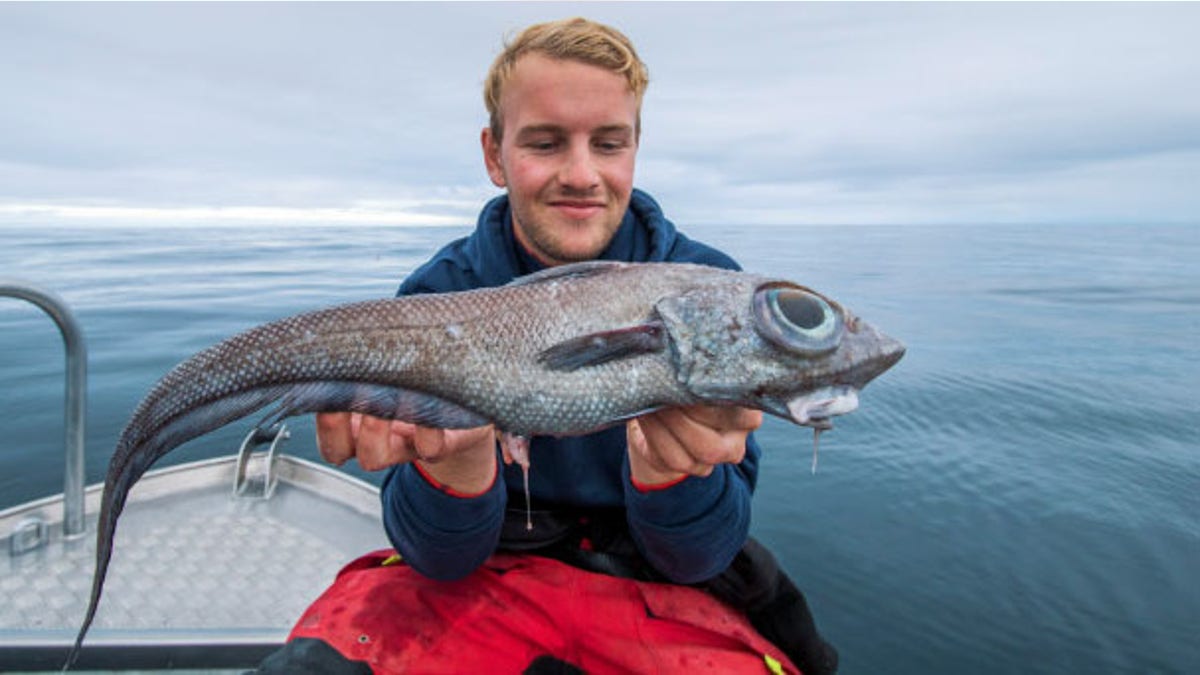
[289,550,801,674]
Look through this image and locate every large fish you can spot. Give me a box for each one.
[66,261,904,666]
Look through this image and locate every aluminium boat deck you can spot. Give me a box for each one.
[1,448,386,671]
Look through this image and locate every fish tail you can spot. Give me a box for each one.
[67,308,493,665]
[67,382,290,668]
[64,438,134,670]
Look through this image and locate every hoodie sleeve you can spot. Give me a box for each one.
[377,239,508,581]
[623,433,761,584]
[621,204,759,582]
[380,460,507,581]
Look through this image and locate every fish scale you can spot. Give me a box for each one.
[65,260,904,668]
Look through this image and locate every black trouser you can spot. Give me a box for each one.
[704,538,839,675]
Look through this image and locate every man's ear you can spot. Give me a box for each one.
[481,127,506,188]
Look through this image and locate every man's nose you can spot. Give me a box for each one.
[558,143,601,190]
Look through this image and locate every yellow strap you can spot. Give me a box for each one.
[763,653,785,675]
[380,554,404,567]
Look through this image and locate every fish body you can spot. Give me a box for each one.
[67,261,903,666]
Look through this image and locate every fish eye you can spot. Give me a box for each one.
[752,286,843,355]
[775,291,826,329]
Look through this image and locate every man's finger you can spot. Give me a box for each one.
[681,405,763,433]
[627,419,687,480]
[316,412,355,466]
[355,416,413,471]
[413,425,495,463]
[412,425,449,462]
[640,407,752,470]
[636,412,709,476]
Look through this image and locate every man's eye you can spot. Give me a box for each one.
[526,140,559,152]
[595,140,628,153]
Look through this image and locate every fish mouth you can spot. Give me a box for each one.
[792,328,903,427]
[787,386,860,429]
[841,326,906,389]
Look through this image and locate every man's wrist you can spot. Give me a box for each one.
[415,442,498,497]
[627,446,688,492]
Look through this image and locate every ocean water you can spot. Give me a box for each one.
[1,222,1197,673]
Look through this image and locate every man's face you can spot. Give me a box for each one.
[482,53,639,266]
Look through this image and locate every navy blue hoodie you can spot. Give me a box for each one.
[381,189,761,583]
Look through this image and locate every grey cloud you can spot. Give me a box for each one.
[1,2,1197,225]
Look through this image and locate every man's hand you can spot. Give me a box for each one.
[316,413,497,493]
[626,405,763,487]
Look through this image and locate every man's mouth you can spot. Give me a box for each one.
[550,200,606,219]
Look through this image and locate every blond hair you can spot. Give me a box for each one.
[484,17,650,141]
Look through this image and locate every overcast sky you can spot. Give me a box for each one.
[1,2,1197,228]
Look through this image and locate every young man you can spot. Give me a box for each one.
[263,18,837,674]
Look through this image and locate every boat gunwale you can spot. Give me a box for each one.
[0,453,381,533]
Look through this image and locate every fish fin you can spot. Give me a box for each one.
[537,322,666,372]
[507,260,629,286]
[265,381,492,429]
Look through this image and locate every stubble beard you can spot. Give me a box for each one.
[511,204,620,265]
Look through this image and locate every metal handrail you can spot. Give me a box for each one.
[1,280,87,538]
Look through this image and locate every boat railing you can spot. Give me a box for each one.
[1,280,87,539]
[1,282,389,670]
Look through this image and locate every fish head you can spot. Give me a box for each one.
[658,278,905,429]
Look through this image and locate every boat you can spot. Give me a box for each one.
[1,281,387,671]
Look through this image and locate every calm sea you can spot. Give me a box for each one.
[1,222,1197,673]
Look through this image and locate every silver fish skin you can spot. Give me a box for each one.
[66,261,904,667]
